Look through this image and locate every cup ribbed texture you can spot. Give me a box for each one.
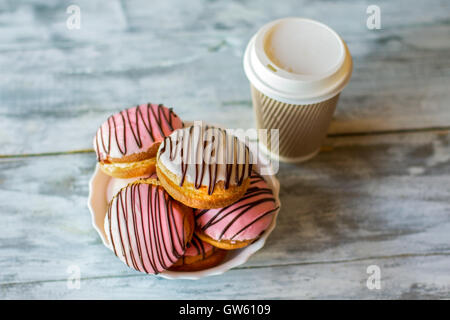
[251,86,339,160]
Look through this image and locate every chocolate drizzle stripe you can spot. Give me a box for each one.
[162,194,181,264]
[112,113,126,155]
[97,118,111,161]
[166,107,175,131]
[107,183,186,274]
[95,104,180,160]
[198,236,206,258]
[193,234,206,258]
[123,186,140,271]
[185,234,207,259]
[224,132,233,190]
[160,125,251,193]
[145,184,158,272]
[157,186,170,270]
[195,174,271,221]
[195,172,276,241]
[203,190,274,226]
[235,137,241,185]
[215,198,276,240]
[164,196,177,257]
[152,186,167,270]
[179,127,193,187]
[194,130,206,189]
[126,107,143,148]
[107,117,112,155]
[191,235,202,256]
[132,184,149,273]
[133,184,151,273]
[149,103,165,137]
[229,207,279,240]
[207,128,219,195]
[137,104,154,141]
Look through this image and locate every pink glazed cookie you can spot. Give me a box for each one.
[105,180,194,274]
[94,103,183,178]
[195,172,278,249]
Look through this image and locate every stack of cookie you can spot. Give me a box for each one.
[94,103,278,274]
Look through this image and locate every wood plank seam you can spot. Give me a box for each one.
[1,127,449,158]
[1,252,448,286]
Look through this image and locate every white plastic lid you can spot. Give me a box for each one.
[243,17,353,104]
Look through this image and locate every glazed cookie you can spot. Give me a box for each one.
[169,234,227,271]
[195,172,278,249]
[94,103,183,178]
[156,125,252,209]
[105,179,194,274]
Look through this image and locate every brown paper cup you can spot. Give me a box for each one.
[251,85,339,162]
[243,18,352,163]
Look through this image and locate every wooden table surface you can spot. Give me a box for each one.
[1,0,449,299]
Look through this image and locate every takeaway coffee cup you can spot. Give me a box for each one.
[243,17,353,162]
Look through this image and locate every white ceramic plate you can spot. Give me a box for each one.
[87,125,281,280]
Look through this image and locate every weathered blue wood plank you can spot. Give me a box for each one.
[0,0,449,154]
[0,131,449,298]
